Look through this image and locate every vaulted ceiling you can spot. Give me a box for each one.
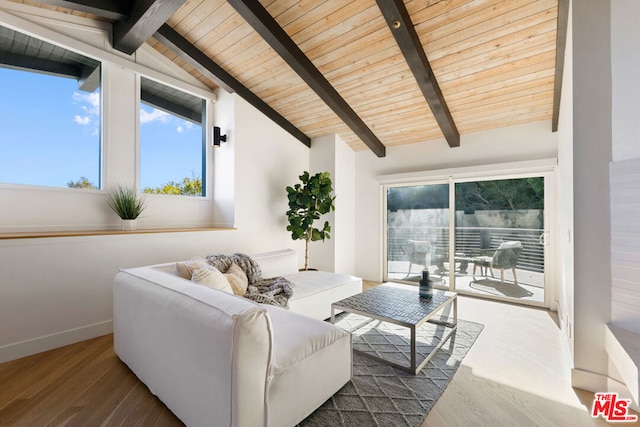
[8,0,568,158]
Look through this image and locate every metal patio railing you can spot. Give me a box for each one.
[388,226,544,273]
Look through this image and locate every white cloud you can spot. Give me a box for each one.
[73,91,100,116]
[72,92,100,136]
[176,125,184,133]
[140,107,170,124]
[74,115,91,125]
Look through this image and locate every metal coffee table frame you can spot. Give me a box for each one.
[331,284,457,375]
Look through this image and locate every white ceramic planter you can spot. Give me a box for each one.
[121,219,137,231]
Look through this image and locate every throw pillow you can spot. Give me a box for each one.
[174,259,208,280]
[191,266,234,294]
[225,263,249,296]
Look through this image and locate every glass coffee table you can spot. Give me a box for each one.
[331,283,457,375]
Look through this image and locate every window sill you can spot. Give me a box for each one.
[0,227,235,240]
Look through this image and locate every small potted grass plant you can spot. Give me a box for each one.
[107,185,146,230]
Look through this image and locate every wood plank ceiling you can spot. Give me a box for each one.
[10,0,561,156]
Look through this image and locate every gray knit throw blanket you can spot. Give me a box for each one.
[205,253,295,309]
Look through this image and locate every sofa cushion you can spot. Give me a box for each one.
[174,259,208,280]
[225,263,249,296]
[285,271,363,320]
[287,271,357,300]
[191,266,234,294]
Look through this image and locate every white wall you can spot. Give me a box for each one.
[310,134,356,274]
[568,0,640,399]
[611,0,640,162]
[212,89,236,227]
[233,94,309,252]
[309,135,337,272]
[609,0,640,335]
[354,120,558,282]
[556,0,575,356]
[570,0,613,391]
[0,6,309,362]
[334,136,356,275]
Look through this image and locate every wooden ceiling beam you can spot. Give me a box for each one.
[78,64,101,92]
[0,51,81,78]
[552,0,569,132]
[226,0,386,157]
[376,0,460,148]
[154,24,311,147]
[112,0,185,55]
[33,0,130,20]
[38,0,186,55]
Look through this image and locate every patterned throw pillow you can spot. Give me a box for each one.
[174,259,208,280]
[225,263,249,296]
[191,266,234,294]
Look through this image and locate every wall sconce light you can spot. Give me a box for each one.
[213,126,227,147]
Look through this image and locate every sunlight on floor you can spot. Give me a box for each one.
[420,295,618,426]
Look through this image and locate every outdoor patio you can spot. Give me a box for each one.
[387,261,544,303]
[386,220,546,304]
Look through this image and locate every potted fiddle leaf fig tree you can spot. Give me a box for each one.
[286,171,336,270]
[107,185,147,231]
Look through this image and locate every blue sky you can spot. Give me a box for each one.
[0,67,202,190]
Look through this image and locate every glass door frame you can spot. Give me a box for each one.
[381,160,556,309]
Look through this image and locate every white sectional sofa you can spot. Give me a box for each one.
[113,249,362,427]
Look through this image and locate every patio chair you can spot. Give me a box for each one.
[404,239,433,278]
[404,239,448,279]
[470,241,523,285]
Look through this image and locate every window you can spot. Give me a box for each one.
[0,25,101,189]
[140,76,205,197]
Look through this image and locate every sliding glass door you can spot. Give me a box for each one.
[385,183,450,286]
[452,177,545,304]
[384,174,548,306]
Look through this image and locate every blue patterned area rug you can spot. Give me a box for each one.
[298,314,484,427]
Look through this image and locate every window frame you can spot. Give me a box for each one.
[0,29,104,191]
[137,74,209,199]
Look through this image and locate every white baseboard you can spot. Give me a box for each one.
[0,320,113,364]
[572,367,610,391]
[572,367,639,411]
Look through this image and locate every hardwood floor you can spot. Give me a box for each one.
[0,335,183,426]
[1,285,634,426]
